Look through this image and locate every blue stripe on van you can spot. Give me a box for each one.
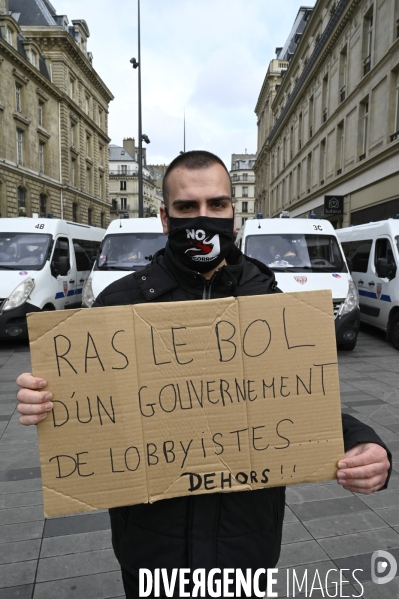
[54,289,78,299]
[358,289,391,302]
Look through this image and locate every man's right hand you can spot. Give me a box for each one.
[16,373,53,426]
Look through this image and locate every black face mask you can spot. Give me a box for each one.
[167,215,234,273]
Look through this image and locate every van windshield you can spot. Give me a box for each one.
[0,233,51,271]
[96,233,167,271]
[245,233,347,273]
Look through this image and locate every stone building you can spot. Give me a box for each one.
[254,0,399,227]
[230,153,257,229]
[0,0,113,226]
[109,138,161,220]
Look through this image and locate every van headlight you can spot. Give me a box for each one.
[3,279,35,311]
[339,280,359,317]
[82,276,95,308]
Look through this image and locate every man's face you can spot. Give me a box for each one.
[160,164,235,235]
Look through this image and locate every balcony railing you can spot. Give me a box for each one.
[109,170,154,184]
[111,203,131,213]
[390,130,399,142]
[230,174,256,182]
[363,55,371,76]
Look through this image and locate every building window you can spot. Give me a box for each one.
[99,144,104,165]
[322,75,329,122]
[73,202,78,222]
[120,180,127,191]
[71,158,76,185]
[98,108,103,127]
[88,208,93,225]
[121,198,127,210]
[69,79,75,98]
[15,84,22,112]
[38,101,44,127]
[395,73,399,136]
[319,137,326,184]
[99,174,103,199]
[101,212,105,228]
[6,28,13,46]
[242,186,248,197]
[339,46,348,102]
[121,165,127,175]
[308,96,314,139]
[29,51,37,67]
[86,167,92,193]
[86,134,91,157]
[232,187,235,198]
[298,113,303,151]
[70,122,76,147]
[39,194,46,218]
[39,142,45,173]
[242,201,248,213]
[359,100,369,160]
[363,13,373,75]
[85,96,90,115]
[336,121,344,174]
[16,130,23,165]
[18,187,26,216]
[242,173,248,182]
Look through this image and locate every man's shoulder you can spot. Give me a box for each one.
[93,261,178,307]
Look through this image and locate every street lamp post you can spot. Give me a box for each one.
[131,0,144,217]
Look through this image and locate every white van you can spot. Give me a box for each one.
[0,218,105,339]
[82,217,167,307]
[235,217,360,350]
[337,219,399,350]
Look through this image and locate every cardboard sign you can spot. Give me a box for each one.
[28,290,344,518]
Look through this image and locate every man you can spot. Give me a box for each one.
[17,151,391,598]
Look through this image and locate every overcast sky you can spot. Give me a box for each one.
[54,0,313,168]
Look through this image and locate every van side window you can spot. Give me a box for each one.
[52,238,70,264]
[73,238,101,268]
[73,243,91,271]
[375,238,395,268]
[341,240,372,273]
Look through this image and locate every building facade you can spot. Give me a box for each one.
[0,0,113,226]
[230,153,257,229]
[255,0,399,227]
[109,138,161,220]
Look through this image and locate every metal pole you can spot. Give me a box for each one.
[138,0,143,218]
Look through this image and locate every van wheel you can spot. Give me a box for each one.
[42,304,55,312]
[390,314,399,351]
[338,340,357,351]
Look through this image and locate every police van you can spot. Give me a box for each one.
[0,218,105,339]
[337,219,399,350]
[235,217,360,350]
[82,217,167,307]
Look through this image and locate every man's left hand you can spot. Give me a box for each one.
[337,443,390,494]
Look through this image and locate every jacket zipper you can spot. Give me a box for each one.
[203,279,213,300]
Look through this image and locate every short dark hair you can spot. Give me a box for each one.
[162,150,232,207]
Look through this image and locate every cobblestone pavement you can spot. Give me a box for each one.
[1,324,399,598]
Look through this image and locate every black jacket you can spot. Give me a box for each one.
[94,243,391,589]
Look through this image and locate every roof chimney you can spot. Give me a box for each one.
[123,137,135,159]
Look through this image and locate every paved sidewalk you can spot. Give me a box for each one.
[1,325,399,598]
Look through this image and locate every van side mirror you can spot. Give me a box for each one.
[376,257,396,280]
[52,255,70,277]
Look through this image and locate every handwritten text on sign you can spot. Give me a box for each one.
[28,291,344,517]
